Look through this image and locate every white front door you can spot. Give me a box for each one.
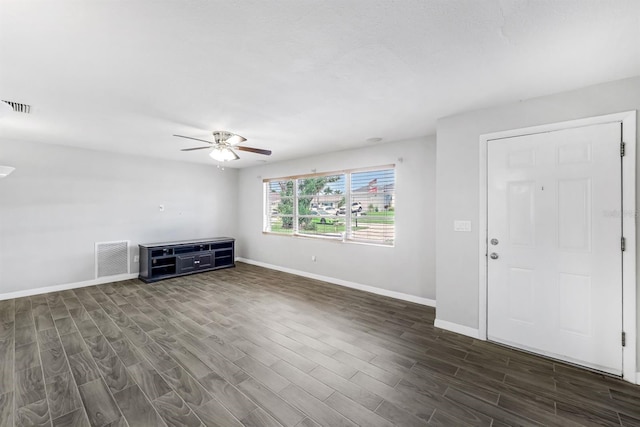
[487,122,623,375]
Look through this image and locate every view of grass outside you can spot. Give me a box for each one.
[352,211,394,224]
[265,167,395,244]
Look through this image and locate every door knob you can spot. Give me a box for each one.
[490,252,499,260]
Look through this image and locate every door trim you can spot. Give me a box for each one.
[478,111,637,383]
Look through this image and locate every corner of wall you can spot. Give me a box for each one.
[433,318,482,340]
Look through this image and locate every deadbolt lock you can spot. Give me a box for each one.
[490,238,499,245]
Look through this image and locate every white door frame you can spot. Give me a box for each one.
[478,111,637,383]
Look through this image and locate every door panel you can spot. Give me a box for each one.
[558,179,591,251]
[558,273,591,336]
[487,122,622,375]
[507,267,534,324]
[507,181,536,246]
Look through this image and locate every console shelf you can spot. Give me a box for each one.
[138,237,235,283]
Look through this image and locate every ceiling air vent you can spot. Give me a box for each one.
[1,100,31,114]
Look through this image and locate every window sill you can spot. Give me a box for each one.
[262,231,394,248]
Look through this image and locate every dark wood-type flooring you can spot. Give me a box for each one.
[0,262,639,426]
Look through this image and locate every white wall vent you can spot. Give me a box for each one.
[95,240,130,278]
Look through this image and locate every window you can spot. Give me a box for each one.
[264,166,395,245]
[266,180,294,234]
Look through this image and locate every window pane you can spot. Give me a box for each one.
[266,180,294,234]
[297,174,344,214]
[296,174,345,238]
[350,169,395,244]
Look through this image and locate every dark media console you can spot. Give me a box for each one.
[138,237,235,283]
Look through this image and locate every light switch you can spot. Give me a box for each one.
[454,220,472,232]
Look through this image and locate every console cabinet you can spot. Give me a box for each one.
[138,237,235,283]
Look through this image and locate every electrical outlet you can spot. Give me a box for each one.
[311,255,317,262]
[159,204,165,212]
[133,255,139,263]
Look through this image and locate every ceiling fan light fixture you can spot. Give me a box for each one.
[209,147,239,162]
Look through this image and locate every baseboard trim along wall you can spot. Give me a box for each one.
[0,273,139,301]
[434,318,482,340]
[236,257,436,308]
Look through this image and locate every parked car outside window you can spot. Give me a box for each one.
[309,210,339,224]
[323,207,337,215]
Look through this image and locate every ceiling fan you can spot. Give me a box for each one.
[174,131,272,162]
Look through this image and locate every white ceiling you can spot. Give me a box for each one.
[1,0,640,168]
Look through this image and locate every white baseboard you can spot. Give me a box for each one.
[236,257,436,308]
[0,273,139,301]
[434,318,482,340]
[636,372,640,385]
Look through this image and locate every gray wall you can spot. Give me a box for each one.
[237,137,437,301]
[436,75,640,363]
[0,139,238,295]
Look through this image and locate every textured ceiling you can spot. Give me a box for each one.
[1,0,640,167]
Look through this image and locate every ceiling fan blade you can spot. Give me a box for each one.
[173,134,213,145]
[226,134,247,145]
[180,146,211,151]
[236,146,272,156]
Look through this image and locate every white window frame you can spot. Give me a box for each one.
[263,164,395,246]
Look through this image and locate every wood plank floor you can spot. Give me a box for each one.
[0,262,639,426]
